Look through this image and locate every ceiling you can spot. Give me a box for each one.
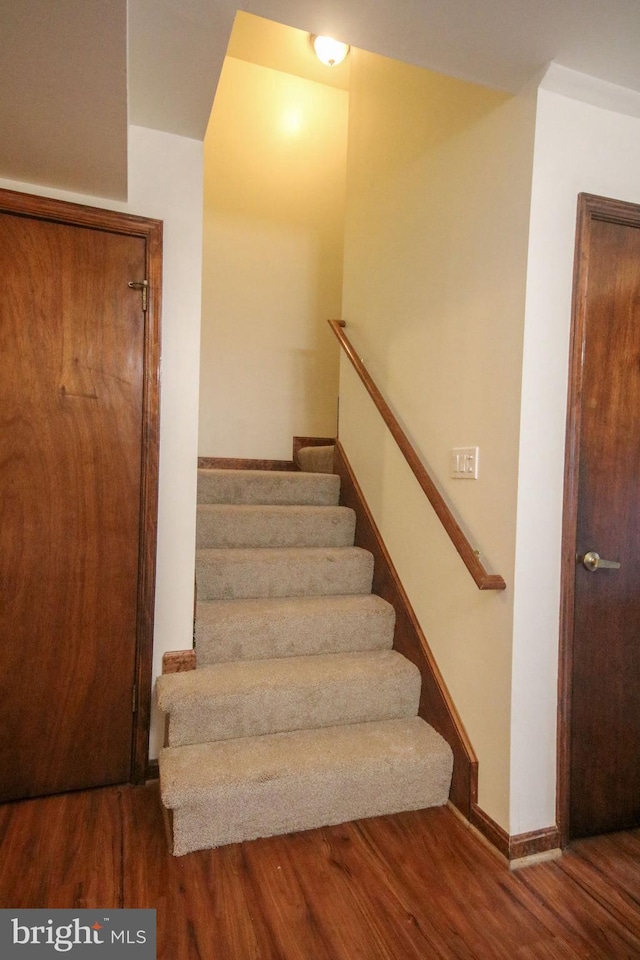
[2,0,640,198]
[0,0,128,198]
[225,12,351,92]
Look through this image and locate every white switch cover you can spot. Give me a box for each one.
[451,447,479,479]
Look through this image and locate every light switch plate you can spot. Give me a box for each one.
[451,447,479,479]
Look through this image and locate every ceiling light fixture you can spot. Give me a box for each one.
[312,35,350,67]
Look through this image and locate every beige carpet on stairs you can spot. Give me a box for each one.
[294,444,335,473]
[158,450,453,856]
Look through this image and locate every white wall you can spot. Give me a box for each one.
[129,128,203,759]
[510,69,640,834]
[0,125,204,759]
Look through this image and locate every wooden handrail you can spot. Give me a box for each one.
[329,319,506,590]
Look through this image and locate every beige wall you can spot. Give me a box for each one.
[339,49,537,829]
[198,56,348,460]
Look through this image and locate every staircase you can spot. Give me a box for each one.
[157,451,453,856]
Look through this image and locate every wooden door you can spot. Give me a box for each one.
[561,193,640,840]
[0,190,161,802]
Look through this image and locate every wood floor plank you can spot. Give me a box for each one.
[123,786,267,959]
[0,787,123,909]
[555,849,640,941]
[570,830,640,909]
[277,823,461,960]
[2,783,640,960]
[241,832,342,960]
[517,859,640,958]
[350,811,567,959]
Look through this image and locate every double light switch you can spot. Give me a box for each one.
[451,447,479,479]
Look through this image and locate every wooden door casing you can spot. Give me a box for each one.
[0,188,162,799]
[559,193,640,842]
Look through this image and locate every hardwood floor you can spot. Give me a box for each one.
[1,782,639,958]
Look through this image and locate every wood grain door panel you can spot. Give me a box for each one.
[563,196,640,840]
[0,198,159,801]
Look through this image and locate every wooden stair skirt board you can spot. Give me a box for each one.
[197,436,336,473]
[157,445,453,855]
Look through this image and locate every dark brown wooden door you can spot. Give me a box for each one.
[0,199,157,801]
[567,195,640,839]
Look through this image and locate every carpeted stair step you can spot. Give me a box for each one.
[159,460,455,856]
[196,546,374,601]
[295,445,335,473]
[198,469,340,506]
[196,503,356,549]
[160,716,454,855]
[195,594,396,664]
[157,650,420,747]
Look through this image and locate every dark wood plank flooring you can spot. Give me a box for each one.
[1,782,639,959]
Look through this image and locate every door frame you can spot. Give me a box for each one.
[558,192,640,844]
[0,186,162,785]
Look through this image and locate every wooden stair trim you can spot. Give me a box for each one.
[469,802,560,862]
[333,440,477,817]
[198,438,337,475]
[162,650,196,673]
[198,456,294,471]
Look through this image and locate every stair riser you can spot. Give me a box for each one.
[169,753,452,855]
[196,506,356,549]
[165,673,421,746]
[198,470,340,506]
[196,550,374,601]
[195,598,395,664]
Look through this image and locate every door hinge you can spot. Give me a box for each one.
[128,279,148,312]
[132,684,138,713]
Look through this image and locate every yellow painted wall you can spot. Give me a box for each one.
[198,56,348,459]
[339,49,537,829]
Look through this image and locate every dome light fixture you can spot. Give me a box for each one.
[312,35,350,67]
